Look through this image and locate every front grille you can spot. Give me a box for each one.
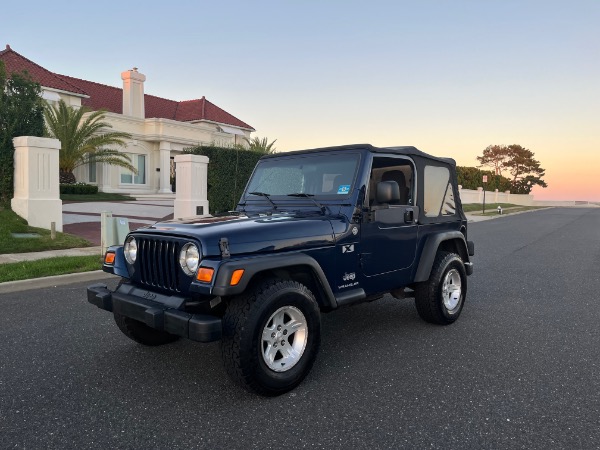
[136,237,182,292]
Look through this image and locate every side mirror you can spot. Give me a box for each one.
[376,181,400,204]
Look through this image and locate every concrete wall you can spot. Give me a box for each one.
[458,186,600,207]
[532,200,600,207]
[458,186,534,206]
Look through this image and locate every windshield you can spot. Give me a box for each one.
[245,153,360,198]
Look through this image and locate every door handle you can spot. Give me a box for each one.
[404,209,414,224]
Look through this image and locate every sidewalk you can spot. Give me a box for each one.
[464,206,551,223]
[0,246,102,265]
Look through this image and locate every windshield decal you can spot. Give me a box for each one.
[337,185,350,195]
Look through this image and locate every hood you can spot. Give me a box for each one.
[137,212,337,258]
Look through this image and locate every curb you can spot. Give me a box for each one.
[0,270,116,294]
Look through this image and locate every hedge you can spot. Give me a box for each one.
[456,166,512,192]
[60,183,99,195]
[184,145,264,214]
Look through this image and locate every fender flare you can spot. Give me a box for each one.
[209,253,338,309]
[414,231,470,282]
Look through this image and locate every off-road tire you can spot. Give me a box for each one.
[414,251,467,325]
[114,313,180,346]
[221,279,321,396]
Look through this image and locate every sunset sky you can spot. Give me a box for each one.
[2,1,598,200]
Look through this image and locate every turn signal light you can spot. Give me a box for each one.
[197,267,215,283]
[104,252,116,265]
[230,269,245,286]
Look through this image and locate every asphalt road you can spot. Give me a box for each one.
[1,208,599,449]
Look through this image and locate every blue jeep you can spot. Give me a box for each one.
[88,144,474,395]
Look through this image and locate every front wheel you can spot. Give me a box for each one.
[414,251,467,325]
[220,279,321,396]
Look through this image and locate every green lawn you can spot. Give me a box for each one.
[0,204,91,254]
[0,255,102,283]
[61,192,134,202]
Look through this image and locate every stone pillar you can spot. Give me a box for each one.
[11,136,63,232]
[494,189,499,203]
[158,142,172,194]
[174,154,209,218]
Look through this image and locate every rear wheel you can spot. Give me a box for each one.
[221,279,321,396]
[414,251,467,325]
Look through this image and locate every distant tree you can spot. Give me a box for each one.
[245,136,277,154]
[504,144,547,193]
[476,145,509,175]
[44,100,135,184]
[0,61,45,201]
[477,144,547,194]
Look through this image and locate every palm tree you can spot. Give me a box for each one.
[245,136,277,154]
[44,100,135,184]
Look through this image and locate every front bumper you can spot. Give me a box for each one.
[87,283,222,342]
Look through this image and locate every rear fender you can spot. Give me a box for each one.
[414,232,471,282]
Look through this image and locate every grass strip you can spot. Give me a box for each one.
[472,206,547,216]
[462,203,518,212]
[0,205,91,254]
[0,255,103,283]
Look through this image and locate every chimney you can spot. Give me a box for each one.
[121,67,146,119]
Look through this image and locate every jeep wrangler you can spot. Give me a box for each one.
[87,144,474,396]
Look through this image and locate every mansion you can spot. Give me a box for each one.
[0,45,254,194]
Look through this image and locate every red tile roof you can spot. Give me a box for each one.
[0,45,254,130]
[0,45,86,95]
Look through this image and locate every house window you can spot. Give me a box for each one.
[120,154,146,184]
[88,161,97,183]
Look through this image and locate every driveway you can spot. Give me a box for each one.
[62,200,173,245]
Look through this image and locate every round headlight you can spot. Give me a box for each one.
[124,236,137,264]
[179,243,200,276]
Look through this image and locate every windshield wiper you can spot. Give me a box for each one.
[248,191,277,210]
[287,193,328,214]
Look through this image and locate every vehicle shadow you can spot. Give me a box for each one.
[90,294,441,400]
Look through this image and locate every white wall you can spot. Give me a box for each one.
[458,186,534,206]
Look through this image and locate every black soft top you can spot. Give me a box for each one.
[260,143,456,166]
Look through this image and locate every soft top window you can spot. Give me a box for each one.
[245,153,360,198]
[423,165,455,217]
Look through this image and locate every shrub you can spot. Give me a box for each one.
[184,145,263,214]
[60,183,99,195]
